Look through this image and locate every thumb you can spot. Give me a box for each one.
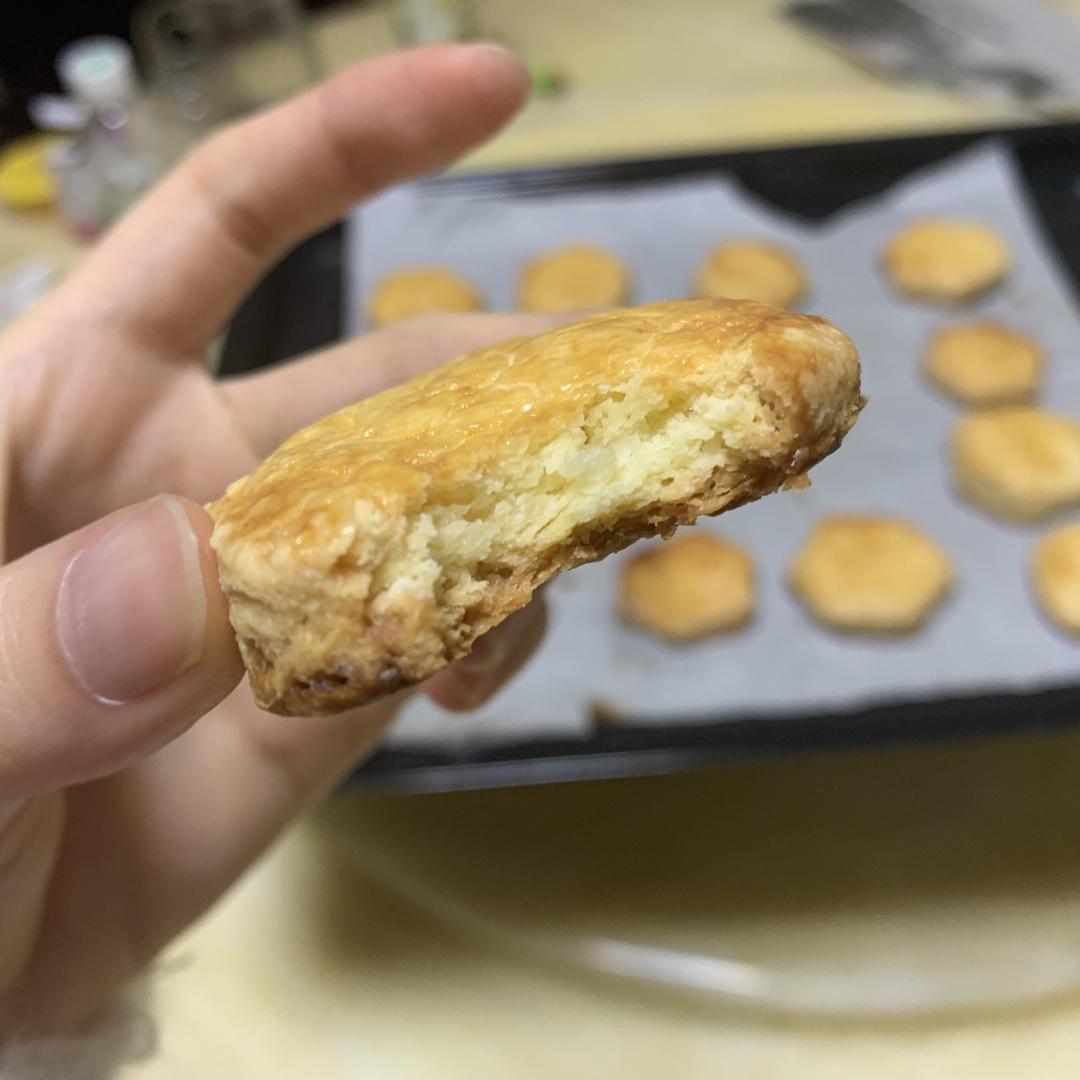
[0,496,241,802]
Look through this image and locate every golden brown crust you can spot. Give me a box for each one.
[368,267,481,328]
[209,299,863,715]
[952,407,1080,522]
[789,516,952,633]
[517,245,630,312]
[882,219,1010,303]
[1033,525,1080,634]
[924,322,1042,407]
[695,241,807,309]
[619,533,754,640]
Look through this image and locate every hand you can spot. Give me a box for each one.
[0,44,551,1031]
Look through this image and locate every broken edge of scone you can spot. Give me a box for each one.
[209,300,864,715]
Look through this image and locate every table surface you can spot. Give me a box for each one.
[5,1,1080,1075]
[134,730,1080,1079]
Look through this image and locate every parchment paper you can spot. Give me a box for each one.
[344,143,1080,749]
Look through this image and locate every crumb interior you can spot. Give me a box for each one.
[365,372,776,623]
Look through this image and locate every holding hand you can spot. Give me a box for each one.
[0,44,548,1031]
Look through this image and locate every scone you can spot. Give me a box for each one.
[883,220,1010,303]
[1032,524,1080,633]
[695,241,806,309]
[789,516,952,633]
[368,267,481,328]
[952,407,1080,521]
[924,322,1043,407]
[210,299,863,715]
[619,533,754,640]
[517,245,630,312]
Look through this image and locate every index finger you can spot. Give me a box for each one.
[60,44,528,354]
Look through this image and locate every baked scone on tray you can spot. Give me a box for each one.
[618,532,756,641]
[695,241,807,309]
[517,244,630,312]
[209,299,864,715]
[368,266,482,328]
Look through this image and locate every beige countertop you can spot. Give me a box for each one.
[135,729,1080,1079]
[318,0,1079,170]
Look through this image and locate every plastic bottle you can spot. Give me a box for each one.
[52,37,156,234]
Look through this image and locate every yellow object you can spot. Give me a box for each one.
[0,135,58,210]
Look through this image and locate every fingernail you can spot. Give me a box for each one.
[471,41,516,57]
[56,497,207,704]
[468,41,529,81]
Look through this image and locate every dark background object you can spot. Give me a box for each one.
[215,123,1080,790]
[217,224,342,374]
[355,682,1080,793]
[1,1,136,137]
[0,0,353,141]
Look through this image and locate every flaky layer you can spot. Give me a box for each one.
[210,300,863,714]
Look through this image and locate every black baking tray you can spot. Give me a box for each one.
[219,122,1080,791]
